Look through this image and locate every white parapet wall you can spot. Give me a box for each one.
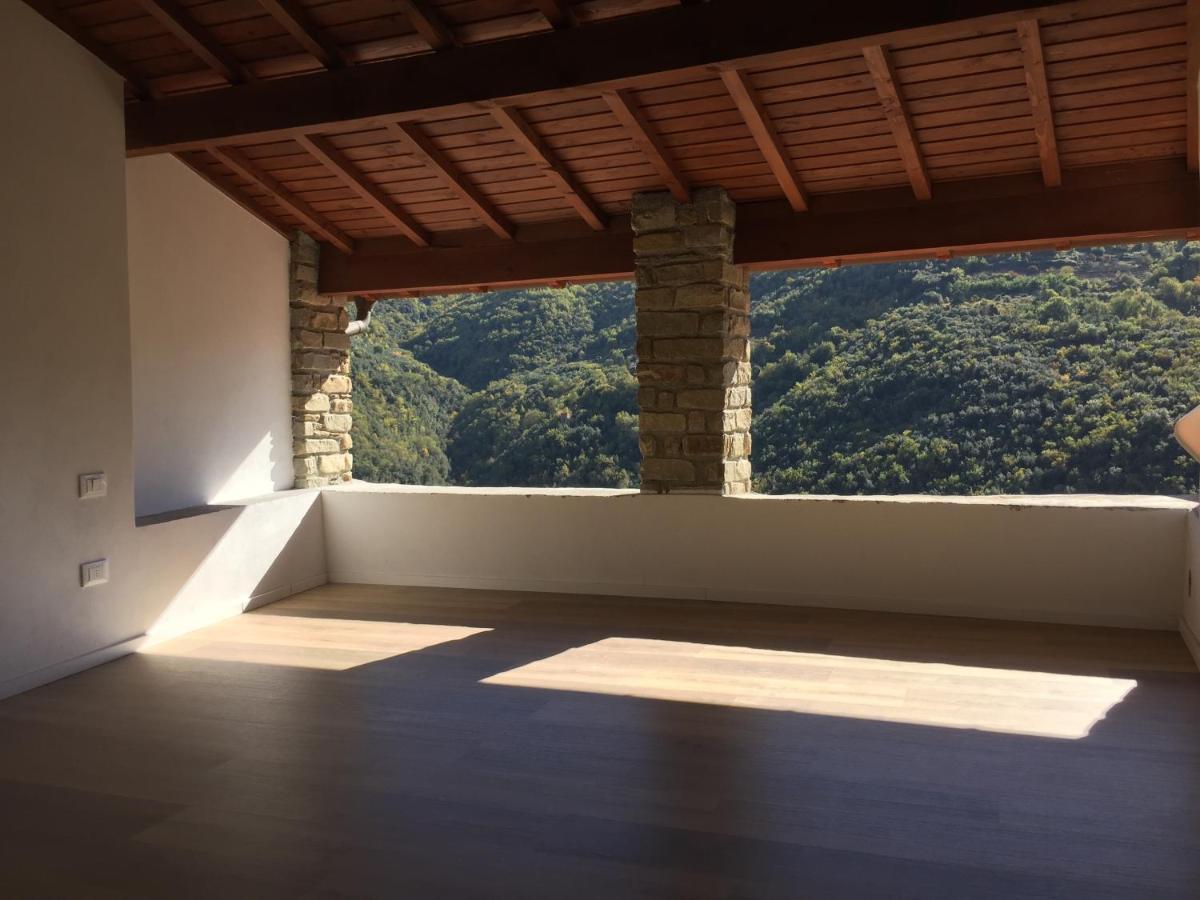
[324,484,1194,630]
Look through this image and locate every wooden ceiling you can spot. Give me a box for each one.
[26,0,1200,293]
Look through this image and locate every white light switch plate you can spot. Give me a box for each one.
[80,559,108,588]
[79,472,107,499]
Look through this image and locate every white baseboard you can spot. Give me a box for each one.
[0,633,146,701]
[327,569,1173,630]
[1181,617,1200,670]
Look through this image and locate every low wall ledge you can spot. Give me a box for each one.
[322,482,1196,511]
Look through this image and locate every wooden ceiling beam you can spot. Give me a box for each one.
[399,0,458,50]
[863,44,931,201]
[490,104,606,230]
[603,88,689,202]
[295,134,430,246]
[135,0,252,85]
[208,145,354,252]
[319,161,1198,294]
[720,68,808,212]
[387,122,514,239]
[1187,0,1200,172]
[175,152,289,236]
[532,0,577,28]
[256,0,345,69]
[1017,18,1061,188]
[23,0,153,99]
[126,0,1085,155]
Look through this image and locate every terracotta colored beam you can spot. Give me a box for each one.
[491,104,606,230]
[862,44,931,200]
[256,0,345,69]
[134,0,252,85]
[295,133,430,246]
[126,0,1085,154]
[1016,19,1061,188]
[399,0,457,50]
[208,145,354,252]
[319,160,1199,294]
[387,122,514,239]
[720,67,808,212]
[603,88,689,202]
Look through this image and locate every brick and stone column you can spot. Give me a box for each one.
[632,187,752,495]
[290,233,353,488]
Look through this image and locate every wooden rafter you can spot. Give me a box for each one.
[208,145,354,252]
[174,152,289,236]
[126,0,1089,154]
[295,134,430,246]
[603,88,689,202]
[490,104,606,230]
[386,122,514,239]
[720,68,808,212]
[135,0,252,85]
[1188,0,1200,172]
[24,0,152,99]
[862,44,931,201]
[399,0,457,50]
[1017,19,1061,188]
[532,0,576,28]
[256,0,345,69]
[320,161,1199,294]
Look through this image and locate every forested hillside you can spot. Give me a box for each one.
[352,241,1200,495]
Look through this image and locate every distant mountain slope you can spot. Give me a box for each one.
[352,241,1200,495]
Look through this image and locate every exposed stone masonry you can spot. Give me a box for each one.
[290,232,353,488]
[632,187,751,495]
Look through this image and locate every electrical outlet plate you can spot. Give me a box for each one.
[79,472,107,500]
[80,559,108,588]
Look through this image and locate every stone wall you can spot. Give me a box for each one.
[290,233,353,488]
[632,187,752,495]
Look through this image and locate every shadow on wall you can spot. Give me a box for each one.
[134,490,327,643]
[0,489,326,699]
[4,589,1196,896]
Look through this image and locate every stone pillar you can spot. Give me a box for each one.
[632,187,751,495]
[290,233,353,488]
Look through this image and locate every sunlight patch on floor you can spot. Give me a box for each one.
[482,637,1137,739]
[140,615,491,670]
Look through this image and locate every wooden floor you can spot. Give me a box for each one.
[1,586,1198,899]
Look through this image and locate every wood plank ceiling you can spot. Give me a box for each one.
[26,0,1200,293]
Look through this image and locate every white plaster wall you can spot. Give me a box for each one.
[127,154,291,517]
[0,0,141,691]
[325,486,1193,629]
[0,9,326,699]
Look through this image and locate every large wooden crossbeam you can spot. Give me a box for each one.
[604,89,689,202]
[720,68,808,212]
[1017,18,1061,188]
[387,122,514,240]
[295,134,430,246]
[134,0,252,85]
[318,161,1198,294]
[400,0,457,50]
[125,0,1083,155]
[256,0,345,69]
[208,145,354,252]
[490,104,607,230]
[862,44,931,201]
